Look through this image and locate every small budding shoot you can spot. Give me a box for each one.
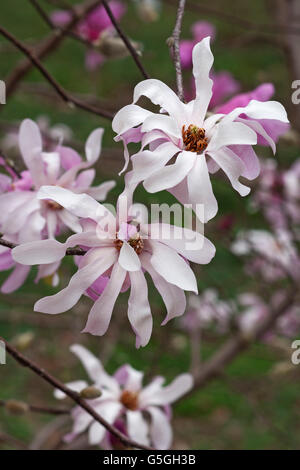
[182,124,208,153]
[80,386,102,400]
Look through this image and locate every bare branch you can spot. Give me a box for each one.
[101,0,150,79]
[0,337,153,450]
[0,25,113,120]
[167,0,186,101]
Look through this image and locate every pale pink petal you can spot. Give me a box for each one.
[12,239,66,265]
[187,156,218,223]
[42,152,60,183]
[228,144,260,180]
[211,147,250,196]
[89,402,122,445]
[133,79,187,123]
[147,406,172,450]
[112,104,153,138]
[85,128,104,164]
[58,146,82,171]
[141,114,180,138]
[207,121,257,152]
[191,38,214,126]
[128,270,153,348]
[75,169,95,189]
[149,241,198,293]
[126,410,150,446]
[144,151,196,193]
[86,180,116,201]
[58,209,82,233]
[142,374,193,406]
[34,248,117,314]
[19,119,45,187]
[114,365,143,392]
[54,380,88,400]
[118,241,141,272]
[82,262,126,335]
[141,252,186,325]
[1,264,30,293]
[70,344,104,383]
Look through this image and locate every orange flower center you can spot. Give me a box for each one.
[182,124,208,153]
[114,234,144,254]
[120,390,139,410]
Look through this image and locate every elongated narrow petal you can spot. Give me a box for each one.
[142,374,194,406]
[82,262,126,335]
[191,38,214,126]
[112,104,153,137]
[35,248,117,314]
[12,239,66,265]
[144,151,196,193]
[1,264,30,294]
[207,121,257,153]
[86,180,116,201]
[126,410,150,447]
[187,156,218,223]
[130,142,178,184]
[19,119,45,187]
[118,241,141,272]
[149,241,198,293]
[211,147,251,196]
[148,406,172,450]
[128,270,153,348]
[85,128,104,164]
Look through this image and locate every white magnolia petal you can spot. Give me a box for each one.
[144,151,196,193]
[131,142,179,184]
[89,402,122,445]
[1,264,30,294]
[12,239,66,265]
[85,128,104,164]
[70,344,104,383]
[141,252,186,325]
[82,262,126,335]
[112,104,153,136]
[149,241,198,293]
[207,121,257,153]
[118,241,141,272]
[224,99,289,124]
[42,152,60,183]
[19,119,45,186]
[143,374,194,406]
[141,114,180,138]
[191,38,214,125]
[86,180,116,201]
[128,270,153,348]
[34,248,117,314]
[126,410,150,446]
[187,156,218,223]
[133,79,186,123]
[58,209,82,233]
[148,406,172,450]
[211,147,251,196]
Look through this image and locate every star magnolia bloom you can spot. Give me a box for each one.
[55,344,193,449]
[0,119,115,292]
[112,38,289,223]
[12,184,215,347]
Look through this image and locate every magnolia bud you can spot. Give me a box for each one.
[12,331,35,350]
[137,0,160,22]
[97,31,142,59]
[80,386,102,400]
[5,399,29,415]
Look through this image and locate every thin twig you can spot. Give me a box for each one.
[101,0,150,79]
[0,399,70,416]
[4,0,102,99]
[0,25,113,120]
[167,0,186,101]
[0,337,153,450]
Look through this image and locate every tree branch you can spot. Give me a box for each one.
[101,0,150,79]
[167,0,186,102]
[0,336,153,450]
[0,25,113,120]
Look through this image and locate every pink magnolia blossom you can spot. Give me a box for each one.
[51,1,126,71]
[0,119,115,292]
[113,38,289,223]
[12,183,215,347]
[55,344,193,449]
[231,229,300,282]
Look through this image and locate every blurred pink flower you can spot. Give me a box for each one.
[55,344,193,449]
[51,1,126,70]
[12,183,215,347]
[0,119,115,293]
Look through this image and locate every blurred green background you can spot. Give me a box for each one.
[0,0,300,450]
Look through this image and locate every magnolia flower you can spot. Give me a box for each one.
[231,229,300,281]
[238,293,269,334]
[51,1,126,71]
[181,289,234,333]
[0,119,115,292]
[112,38,289,223]
[12,181,215,347]
[55,344,193,449]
